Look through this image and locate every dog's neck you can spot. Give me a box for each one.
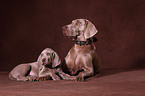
[75,39,92,46]
[74,37,98,46]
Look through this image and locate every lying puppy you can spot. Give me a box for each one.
[62,19,101,81]
[9,48,73,81]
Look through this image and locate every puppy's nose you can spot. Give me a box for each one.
[42,58,46,62]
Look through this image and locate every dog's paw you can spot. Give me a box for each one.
[37,77,45,81]
[37,76,51,81]
[59,73,76,80]
[28,76,38,81]
[65,76,76,81]
[75,75,85,81]
[52,75,60,81]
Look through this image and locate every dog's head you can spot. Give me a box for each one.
[62,19,98,40]
[37,48,61,68]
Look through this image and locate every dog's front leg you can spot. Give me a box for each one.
[17,76,30,81]
[76,70,94,81]
[75,56,94,81]
[56,68,76,80]
[75,67,94,81]
[39,69,60,81]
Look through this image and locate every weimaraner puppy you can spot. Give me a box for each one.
[9,48,74,81]
[62,19,101,81]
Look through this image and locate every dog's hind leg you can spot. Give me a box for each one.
[9,64,31,81]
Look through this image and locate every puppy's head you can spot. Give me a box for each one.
[40,50,53,68]
[62,19,98,40]
[37,48,61,68]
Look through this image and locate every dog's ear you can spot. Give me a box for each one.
[37,52,44,68]
[84,20,98,39]
[51,51,61,68]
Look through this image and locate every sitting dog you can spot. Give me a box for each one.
[62,19,101,81]
[9,48,74,81]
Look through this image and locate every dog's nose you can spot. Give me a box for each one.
[62,26,67,36]
[42,58,46,62]
[63,32,66,36]
[62,26,67,31]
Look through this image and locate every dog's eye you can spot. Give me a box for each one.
[76,22,80,26]
[41,54,44,56]
[76,21,82,26]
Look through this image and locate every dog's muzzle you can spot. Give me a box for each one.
[42,62,53,68]
[62,26,70,37]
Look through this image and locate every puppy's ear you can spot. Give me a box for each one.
[51,52,61,68]
[84,20,98,39]
[37,52,44,68]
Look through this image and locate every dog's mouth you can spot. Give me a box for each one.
[64,34,77,41]
[62,26,79,41]
[63,30,71,37]
[63,30,77,39]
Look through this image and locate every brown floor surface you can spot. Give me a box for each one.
[0,70,145,96]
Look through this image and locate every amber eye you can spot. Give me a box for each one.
[76,22,80,26]
[41,54,44,57]
[76,20,82,26]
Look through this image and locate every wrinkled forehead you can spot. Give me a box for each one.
[72,19,86,25]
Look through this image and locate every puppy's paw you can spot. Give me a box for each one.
[65,76,76,81]
[75,75,85,81]
[28,76,38,81]
[52,75,60,81]
[37,77,45,81]
[59,73,76,80]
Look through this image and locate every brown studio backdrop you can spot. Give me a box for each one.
[0,0,145,72]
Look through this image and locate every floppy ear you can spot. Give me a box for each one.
[51,51,61,68]
[36,52,43,68]
[84,20,98,39]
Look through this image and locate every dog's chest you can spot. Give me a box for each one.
[65,58,79,75]
[65,47,81,74]
[65,52,77,68]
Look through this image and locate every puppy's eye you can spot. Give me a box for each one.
[76,22,79,26]
[41,54,44,56]
[76,21,81,26]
